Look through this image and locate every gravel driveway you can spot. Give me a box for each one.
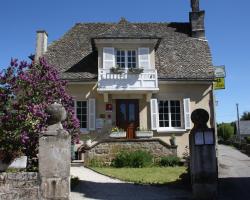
[70,166,191,200]
[218,144,250,199]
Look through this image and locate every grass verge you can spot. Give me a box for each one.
[90,166,187,185]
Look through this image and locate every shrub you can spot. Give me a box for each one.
[245,137,250,144]
[129,150,153,168]
[0,58,79,169]
[158,156,181,167]
[88,158,106,167]
[217,123,234,142]
[111,150,153,168]
[111,151,131,168]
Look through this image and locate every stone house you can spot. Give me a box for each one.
[34,0,215,157]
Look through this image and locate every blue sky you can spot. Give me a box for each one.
[0,0,250,123]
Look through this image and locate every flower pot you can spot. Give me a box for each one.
[170,138,176,146]
[135,131,153,138]
[128,68,144,74]
[110,131,126,138]
[85,139,92,147]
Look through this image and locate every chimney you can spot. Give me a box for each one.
[189,0,205,39]
[35,30,48,61]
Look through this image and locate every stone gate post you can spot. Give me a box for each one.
[189,109,218,200]
[39,103,71,200]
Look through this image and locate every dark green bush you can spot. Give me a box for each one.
[158,156,181,167]
[111,150,153,168]
[111,151,131,168]
[245,136,250,144]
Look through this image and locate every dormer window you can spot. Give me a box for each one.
[116,49,136,68]
[102,47,150,69]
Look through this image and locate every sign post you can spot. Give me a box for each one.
[214,66,226,90]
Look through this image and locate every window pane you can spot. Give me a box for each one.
[158,100,170,128]
[170,100,181,128]
[176,114,180,121]
[160,121,164,127]
[176,106,180,113]
[77,101,87,129]
[116,50,126,68]
[127,50,136,68]
[171,121,176,127]
[128,103,135,121]
[82,115,87,122]
[119,103,126,121]
[77,102,81,107]
[164,114,169,120]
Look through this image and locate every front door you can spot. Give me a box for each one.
[116,99,139,139]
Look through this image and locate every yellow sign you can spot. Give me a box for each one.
[214,78,225,90]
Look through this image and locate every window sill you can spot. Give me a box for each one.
[80,129,89,134]
[157,128,187,133]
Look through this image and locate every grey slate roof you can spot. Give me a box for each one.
[44,19,214,81]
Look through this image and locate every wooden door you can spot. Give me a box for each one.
[116,99,139,139]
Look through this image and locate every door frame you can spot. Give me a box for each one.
[116,99,139,139]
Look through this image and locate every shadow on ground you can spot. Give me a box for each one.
[219,177,250,200]
[71,173,192,200]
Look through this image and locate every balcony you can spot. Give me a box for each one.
[97,68,159,93]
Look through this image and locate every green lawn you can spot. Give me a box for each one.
[91,167,187,185]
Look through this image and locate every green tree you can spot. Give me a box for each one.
[241,112,250,120]
[217,123,234,141]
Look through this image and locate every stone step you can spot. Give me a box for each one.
[71,160,84,167]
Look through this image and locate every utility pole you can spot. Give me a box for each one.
[236,103,241,139]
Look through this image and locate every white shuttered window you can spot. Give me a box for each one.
[183,98,191,129]
[88,98,96,130]
[150,99,159,130]
[138,48,150,69]
[103,47,115,69]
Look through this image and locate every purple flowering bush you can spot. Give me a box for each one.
[0,58,79,169]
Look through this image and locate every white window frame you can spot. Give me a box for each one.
[75,100,88,132]
[115,49,137,69]
[157,98,186,132]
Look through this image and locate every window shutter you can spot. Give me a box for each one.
[183,98,191,129]
[150,99,159,130]
[103,47,115,69]
[138,48,150,69]
[88,98,96,130]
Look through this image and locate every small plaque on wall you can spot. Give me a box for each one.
[194,130,215,145]
[204,131,214,145]
[106,104,113,112]
[195,131,204,145]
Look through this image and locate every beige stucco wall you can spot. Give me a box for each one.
[66,82,214,157]
[153,83,214,156]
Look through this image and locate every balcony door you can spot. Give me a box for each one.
[116,99,139,139]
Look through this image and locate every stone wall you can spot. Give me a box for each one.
[84,138,177,165]
[0,172,39,200]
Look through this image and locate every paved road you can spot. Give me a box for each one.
[218,144,250,200]
[70,166,191,200]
